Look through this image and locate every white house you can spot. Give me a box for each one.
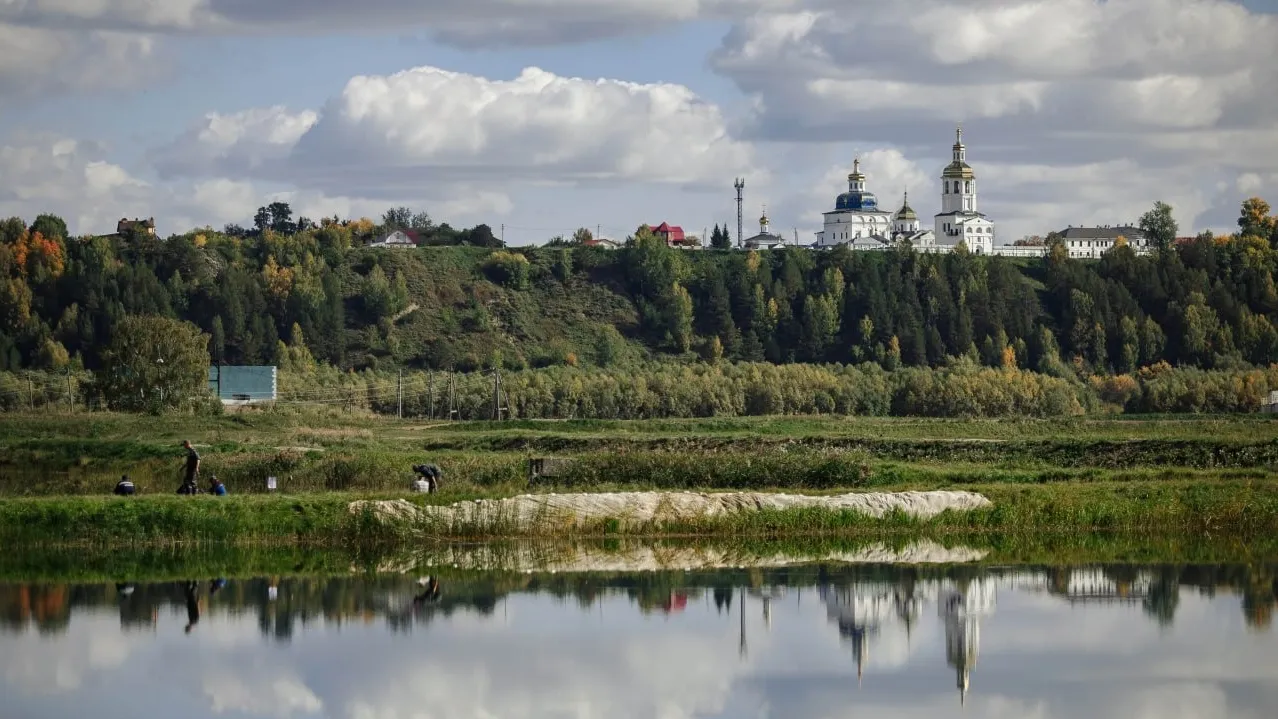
[368,230,420,248]
[1057,226,1151,259]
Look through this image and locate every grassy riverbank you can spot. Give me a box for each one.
[3,411,1276,545]
[2,479,1277,546]
[3,410,1277,496]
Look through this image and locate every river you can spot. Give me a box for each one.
[2,555,1276,717]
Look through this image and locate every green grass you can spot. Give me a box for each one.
[4,411,1278,497]
[3,479,1277,546]
[4,411,1278,547]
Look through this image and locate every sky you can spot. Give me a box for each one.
[3,571,1277,718]
[1,0,1277,245]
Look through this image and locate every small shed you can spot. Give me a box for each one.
[209,365,278,405]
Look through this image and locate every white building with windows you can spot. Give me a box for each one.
[934,127,995,254]
[1057,226,1151,259]
[815,158,894,247]
[814,128,1005,255]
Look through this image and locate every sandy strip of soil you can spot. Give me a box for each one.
[350,489,992,531]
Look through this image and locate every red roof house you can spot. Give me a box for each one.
[652,222,687,246]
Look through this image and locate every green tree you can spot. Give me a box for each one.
[97,315,210,412]
[1117,316,1140,373]
[1238,197,1275,241]
[30,213,68,241]
[1139,201,1179,252]
[210,315,226,363]
[711,223,731,250]
[481,251,531,289]
[361,265,408,319]
[382,206,413,229]
[552,248,574,282]
[666,284,694,352]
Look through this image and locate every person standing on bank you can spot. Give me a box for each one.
[179,440,200,494]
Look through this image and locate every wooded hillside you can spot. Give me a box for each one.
[2,198,1277,379]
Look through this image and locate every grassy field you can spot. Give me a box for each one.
[2,409,1276,545]
[2,409,1277,495]
[2,479,1276,546]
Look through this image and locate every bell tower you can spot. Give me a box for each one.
[941,126,977,214]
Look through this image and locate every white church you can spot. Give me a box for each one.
[815,128,1014,256]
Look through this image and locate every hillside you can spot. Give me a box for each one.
[2,198,1278,381]
[356,246,643,371]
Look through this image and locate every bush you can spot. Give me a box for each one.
[481,251,531,289]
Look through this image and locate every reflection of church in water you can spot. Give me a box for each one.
[819,576,996,704]
[941,578,996,705]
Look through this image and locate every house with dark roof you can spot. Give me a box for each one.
[743,209,788,250]
[116,217,156,237]
[1055,225,1150,258]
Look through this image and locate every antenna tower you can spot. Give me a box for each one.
[734,178,745,248]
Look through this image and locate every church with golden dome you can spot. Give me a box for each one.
[814,127,1000,255]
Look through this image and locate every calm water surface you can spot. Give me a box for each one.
[3,563,1277,718]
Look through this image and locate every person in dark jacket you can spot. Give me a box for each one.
[411,463,441,493]
[178,440,200,494]
[208,475,227,496]
[113,475,136,496]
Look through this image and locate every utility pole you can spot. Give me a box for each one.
[396,369,403,419]
[596,224,601,240]
[28,376,33,411]
[734,178,745,248]
[427,371,435,419]
[66,372,72,413]
[215,362,222,400]
[501,224,505,245]
[447,375,458,421]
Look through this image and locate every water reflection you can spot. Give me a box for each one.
[2,563,1277,718]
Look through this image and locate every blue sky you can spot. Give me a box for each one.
[1,1,1276,243]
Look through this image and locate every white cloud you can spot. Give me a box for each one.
[151,106,319,178]
[784,148,933,235]
[150,65,759,203]
[710,0,1278,237]
[0,134,470,235]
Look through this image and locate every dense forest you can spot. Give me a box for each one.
[2,197,1278,414]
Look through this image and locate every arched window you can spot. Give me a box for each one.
[965,181,971,193]
[944,181,950,194]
